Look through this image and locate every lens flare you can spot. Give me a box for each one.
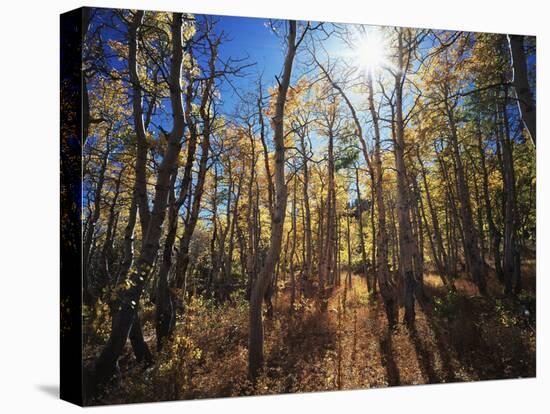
[353,31,387,73]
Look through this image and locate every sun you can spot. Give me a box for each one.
[353,31,387,73]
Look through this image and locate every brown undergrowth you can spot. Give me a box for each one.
[85,267,536,405]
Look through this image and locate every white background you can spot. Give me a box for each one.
[0,0,547,412]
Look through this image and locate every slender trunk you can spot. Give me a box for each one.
[109,190,152,365]
[154,171,178,350]
[508,35,536,147]
[471,166,486,268]
[99,165,125,289]
[335,213,341,287]
[300,133,313,282]
[318,195,324,280]
[248,20,298,379]
[128,11,151,234]
[119,192,138,282]
[320,123,336,305]
[155,63,204,346]
[393,31,416,327]
[225,171,243,294]
[209,166,220,292]
[437,148,465,274]
[355,168,369,289]
[245,134,259,298]
[258,83,274,216]
[499,91,522,294]
[93,13,186,384]
[172,36,218,292]
[173,119,212,290]
[388,196,399,275]
[445,97,487,295]
[410,174,425,300]
[368,69,395,325]
[346,208,352,288]
[83,140,111,300]
[289,177,298,311]
[417,153,453,289]
[478,122,503,282]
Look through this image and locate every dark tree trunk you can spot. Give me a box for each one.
[300,132,313,282]
[478,122,504,283]
[445,97,487,295]
[499,91,522,294]
[249,20,299,380]
[354,167,369,290]
[154,172,178,350]
[289,176,298,312]
[417,151,453,289]
[508,35,536,147]
[393,30,416,328]
[99,165,125,290]
[83,140,111,301]
[92,12,186,385]
[128,11,151,234]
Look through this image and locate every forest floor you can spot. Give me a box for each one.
[88,261,536,404]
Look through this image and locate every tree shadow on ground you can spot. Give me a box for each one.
[379,329,400,386]
[369,304,400,387]
[417,296,459,383]
[266,308,337,391]
[409,325,439,384]
[423,317,459,382]
[420,285,485,381]
[418,284,534,382]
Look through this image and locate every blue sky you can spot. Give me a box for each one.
[84,7,535,213]
[214,14,283,111]
[86,8,535,172]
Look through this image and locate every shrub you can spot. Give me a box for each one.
[433,289,462,321]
